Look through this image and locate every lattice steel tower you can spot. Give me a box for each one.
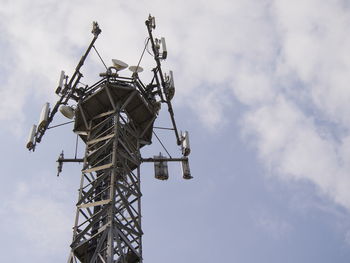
[27,15,192,263]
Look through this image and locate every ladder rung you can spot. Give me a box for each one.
[82,163,113,173]
[87,134,114,145]
[77,199,111,209]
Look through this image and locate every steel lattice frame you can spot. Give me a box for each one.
[68,80,157,263]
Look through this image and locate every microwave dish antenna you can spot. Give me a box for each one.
[129,65,144,73]
[111,59,128,71]
[59,105,75,119]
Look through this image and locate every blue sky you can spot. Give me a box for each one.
[1,0,350,262]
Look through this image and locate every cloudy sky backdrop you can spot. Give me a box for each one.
[1,0,350,262]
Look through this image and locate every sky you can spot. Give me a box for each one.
[1,0,350,262]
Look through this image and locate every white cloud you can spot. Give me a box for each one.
[242,97,350,208]
[274,0,350,124]
[188,88,229,129]
[232,69,275,105]
[237,0,350,211]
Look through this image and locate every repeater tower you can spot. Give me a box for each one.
[27,15,192,263]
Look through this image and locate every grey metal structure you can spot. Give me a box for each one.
[68,80,156,263]
[27,15,191,263]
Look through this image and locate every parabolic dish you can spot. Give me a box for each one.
[129,65,144,73]
[60,105,75,119]
[112,59,129,71]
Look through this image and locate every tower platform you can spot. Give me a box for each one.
[74,80,157,147]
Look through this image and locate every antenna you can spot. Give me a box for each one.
[154,37,167,59]
[181,131,191,156]
[164,70,175,101]
[154,152,169,180]
[129,65,144,73]
[111,59,128,71]
[37,103,50,132]
[181,158,192,179]
[148,14,156,29]
[59,105,75,119]
[26,124,37,150]
[55,70,65,95]
[161,37,167,59]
